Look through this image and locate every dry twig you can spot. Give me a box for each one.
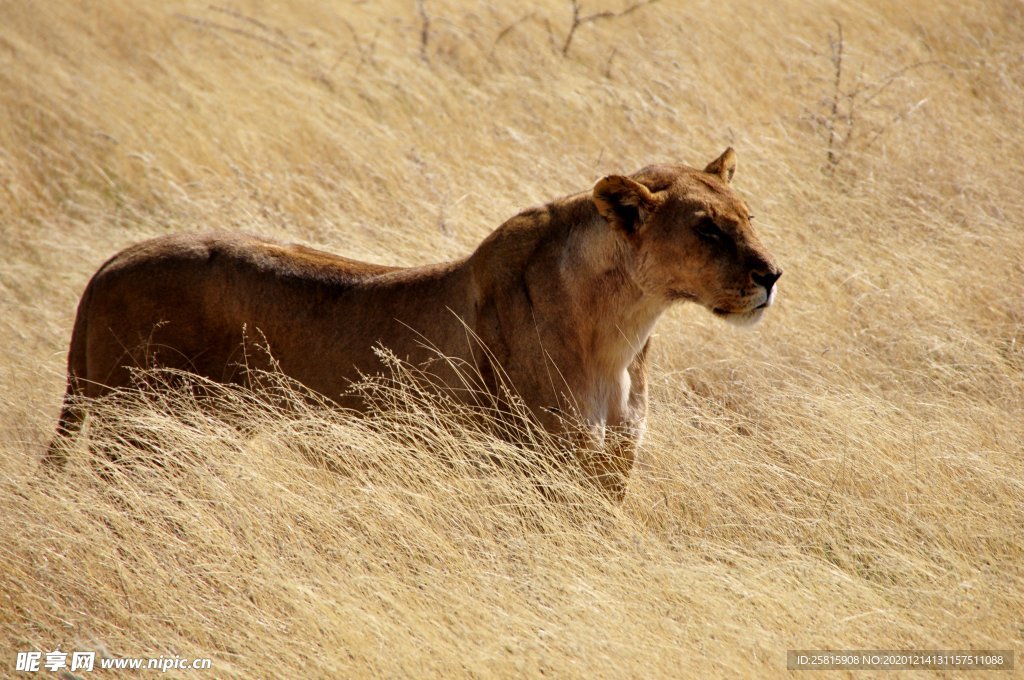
[562,0,658,56]
[818,21,942,172]
[417,0,431,62]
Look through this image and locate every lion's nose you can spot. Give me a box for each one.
[752,268,782,293]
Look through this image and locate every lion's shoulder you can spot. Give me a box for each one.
[468,192,593,281]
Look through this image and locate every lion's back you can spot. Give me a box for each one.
[71,233,405,395]
[94,232,398,285]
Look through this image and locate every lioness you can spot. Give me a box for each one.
[48,148,780,499]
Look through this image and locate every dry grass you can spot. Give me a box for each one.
[2,0,1023,677]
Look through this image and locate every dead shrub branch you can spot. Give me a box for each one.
[816,20,944,173]
[562,0,658,56]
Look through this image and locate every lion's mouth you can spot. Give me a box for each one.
[669,289,698,301]
[716,294,773,316]
[713,306,766,328]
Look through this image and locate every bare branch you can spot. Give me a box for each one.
[491,12,535,58]
[417,0,431,62]
[208,5,292,44]
[563,0,581,56]
[562,0,658,56]
[818,20,945,172]
[861,97,930,153]
[825,20,844,169]
[853,60,944,105]
[175,13,293,54]
[603,47,619,79]
[340,20,380,74]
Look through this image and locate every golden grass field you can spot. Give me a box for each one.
[2,0,1022,677]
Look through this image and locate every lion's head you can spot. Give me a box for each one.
[593,148,782,326]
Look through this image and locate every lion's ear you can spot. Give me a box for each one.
[704,147,737,184]
[593,175,657,234]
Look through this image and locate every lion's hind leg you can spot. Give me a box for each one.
[43,380,85,470]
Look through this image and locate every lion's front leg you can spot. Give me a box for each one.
[531,408,632,501]
[565,418,643,502]
[530,366,648,501]
[580,344,651,501]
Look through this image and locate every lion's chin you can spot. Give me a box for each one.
[712,306,766,328]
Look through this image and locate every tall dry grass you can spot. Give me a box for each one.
[1,0,1022,677]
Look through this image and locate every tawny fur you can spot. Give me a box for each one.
[48,149,781,499]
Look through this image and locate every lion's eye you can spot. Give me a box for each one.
[696,217,723,243]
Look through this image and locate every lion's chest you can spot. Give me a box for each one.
[584,369,645,446]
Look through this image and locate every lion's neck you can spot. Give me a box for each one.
[560,212,667,376]
[472,193,667,379]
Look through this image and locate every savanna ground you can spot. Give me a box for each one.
[1,0,1022,677]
